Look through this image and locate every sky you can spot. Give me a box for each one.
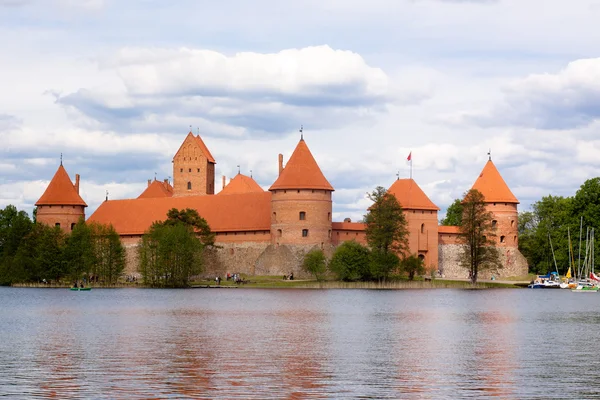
[2,0,600,222]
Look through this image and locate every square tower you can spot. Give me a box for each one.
[172,131,216,196]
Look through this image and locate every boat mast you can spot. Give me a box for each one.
[578,216,583,281]
[549,234,559,275]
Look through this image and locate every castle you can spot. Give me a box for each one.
[34,131,528,279]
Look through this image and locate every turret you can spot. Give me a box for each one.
[387,178,440,270]
[35,163,87,232]
[172,131,216,196]
[269,138,334,247]
[470,159,519,247]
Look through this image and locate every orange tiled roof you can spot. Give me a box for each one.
[35,164,87,207]
[218,174,264,195]
[438,225,460,234]
[88,192,271,235]
[471,160,519,204]
[173,131,216,164]
[387,179,439,211]
[269,139,334,191]
[137,180,174,199]
[332,222,366,231]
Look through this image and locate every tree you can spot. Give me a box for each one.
[138,221,204,287]
[89,222,126,285]
[401,254,426,280]
[0,205,33,285]
[63,218,95,283]
[329,241,371,281]
[302,249,327,281]
[364,187,409,255]
[459,189,501,283]
[364,186,409,281]
[164,208,215,246]
[440,199,463,226]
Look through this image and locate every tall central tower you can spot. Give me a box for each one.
[269,137,334,247]
[172,131,216,196]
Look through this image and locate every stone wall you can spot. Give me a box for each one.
[438,244,528,279]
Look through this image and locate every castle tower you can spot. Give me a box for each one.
[269,138,334,247]
[387,178,440,270]
[471,159,519,248]
[172,131,216,196]
[35,163,87,232]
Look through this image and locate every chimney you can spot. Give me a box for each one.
[278,154,283,175]
[163,178,169,185]
[75,174,80,194]
[148,179,152,187]
[222,175,226,190]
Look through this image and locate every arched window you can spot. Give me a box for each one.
[272,212,277,222]
[187,181,192,190]
[421,223,425,234]
[514,235,517,243]
[71,223,76,230]
[55,223,60,228]
[302,229,309,237]
[328,212,331,221]
[500,235,505,243]
[299,211,306,220]
[492,220,497,228]
[511,220,515,227]
[277,229,282,237]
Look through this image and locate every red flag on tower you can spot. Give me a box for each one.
[407,152,412,162]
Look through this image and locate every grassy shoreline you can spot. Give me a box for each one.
[9,276,526,289]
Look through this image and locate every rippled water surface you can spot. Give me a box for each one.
[2,287,600,399]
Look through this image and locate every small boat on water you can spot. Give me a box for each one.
[571,284,599,293]
[528,272,561,289]
[70,287,92,291]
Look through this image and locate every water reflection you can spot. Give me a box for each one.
[2,288,600,398]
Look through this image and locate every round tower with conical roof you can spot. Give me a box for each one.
[35,163,87,232]
[471,159,519,248]
[269,138,334,247]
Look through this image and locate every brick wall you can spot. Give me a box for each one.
[37,205,85,233]
[438,243,528,278]
[270,189,333,246]
[404,209,439,271]
[172,138,214,196]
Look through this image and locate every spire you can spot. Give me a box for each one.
[237,165,240,174]
[471,160,519,204]
[299,125,303,141]
[60,153,63,166]
[35,164,87,207]
[488,148,491,161]
[269,138,334,191]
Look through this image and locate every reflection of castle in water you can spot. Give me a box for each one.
[34,131,528,278]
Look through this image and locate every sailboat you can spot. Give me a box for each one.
[528,234,561,288]
[572,226,599,292]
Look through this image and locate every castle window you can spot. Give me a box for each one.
[197,168,200,173]
[302,229,309,237]
[511,220,515,227]
[272,212,277,221]
[299,211,306,220]
[421,223,425,234]
[180,168,183,172]
[328,230,331,238]
[187,181,192,190]
[188,168,192,172]
[55,223,60,228]
[514,235,517,242]
[492,220,497,228]
[493,203,496,206]
[500,235,505,243]
[328,212,331,221]
[337,232,339,236]
[71,223,75,230]
[277,229,282,238]
[297,190,300,193]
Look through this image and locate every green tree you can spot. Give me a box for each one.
[364,186,409,281]
[440,199,463,226]
[364,187,409,255]
[369,250,400,281]
[89,222,126,285]
[37,226,67,282]
[138,221,204,287]
[329,241,371,281]
[164,208,215,246]
[302,249,327,281]
[459,189,501,283]
[0,205,33,285]
[401,254,426,280]
[63,218,95,283]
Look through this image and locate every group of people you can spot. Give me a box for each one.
[283,272,294,281]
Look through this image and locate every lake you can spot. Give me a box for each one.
[1,287,600,399]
